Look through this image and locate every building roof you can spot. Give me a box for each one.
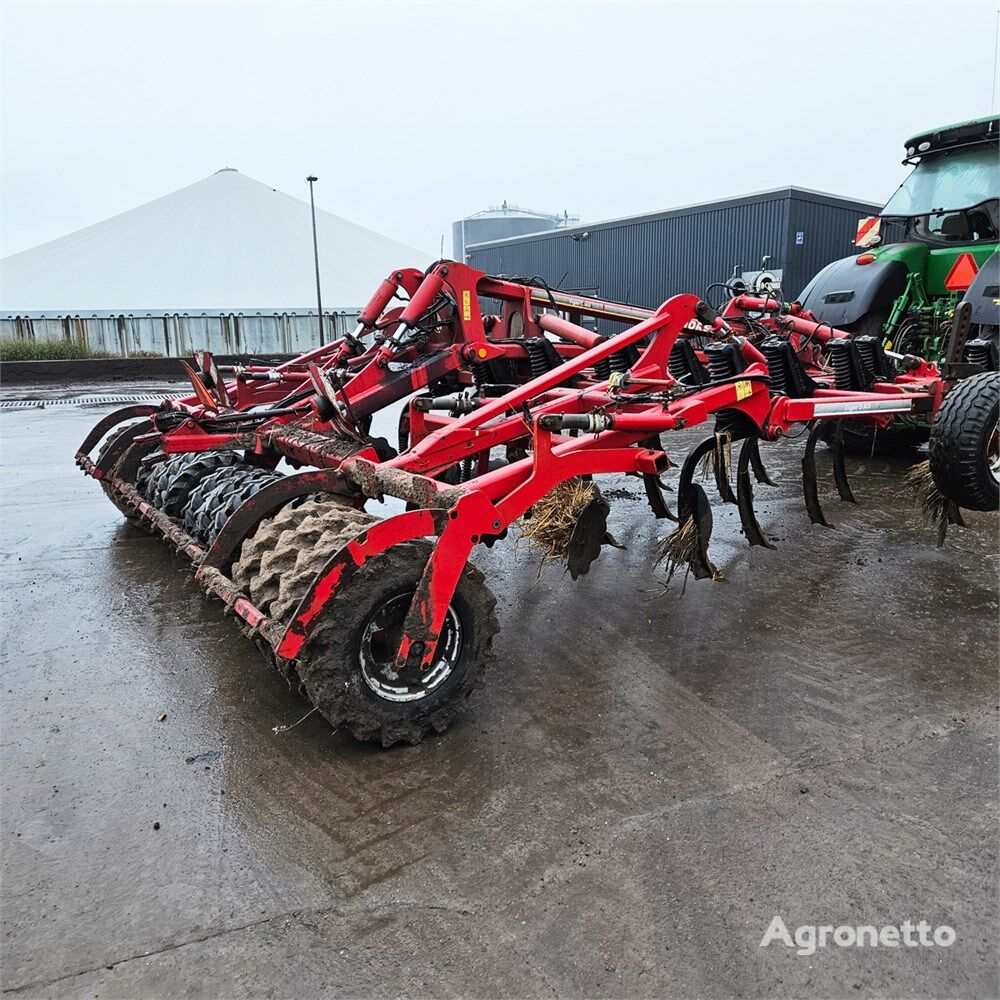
[467,186,882,249]
[461,202,579,223]
[1,168,432,315]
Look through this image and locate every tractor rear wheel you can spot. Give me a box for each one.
[836,419,929,457]
[844,309,889,342]
[928,371,999,511]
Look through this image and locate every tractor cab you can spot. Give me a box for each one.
[883,118,998,247]
[799,116,999,366]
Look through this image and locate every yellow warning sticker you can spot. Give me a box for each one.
[462,290,472,321]
[735,379,752,400]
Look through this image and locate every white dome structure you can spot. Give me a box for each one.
[1,168,432,314]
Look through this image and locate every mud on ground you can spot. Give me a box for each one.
[1,391,997,998]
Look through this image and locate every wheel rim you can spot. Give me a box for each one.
[989,419,1000,485]
[359,594,462,703]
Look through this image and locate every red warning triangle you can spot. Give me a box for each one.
[944,252,979,291]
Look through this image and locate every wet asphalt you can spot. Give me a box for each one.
[1,384,997,999]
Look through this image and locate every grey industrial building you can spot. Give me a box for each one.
[465,187,882,312]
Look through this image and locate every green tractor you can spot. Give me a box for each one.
[799,115,999,466]
[801,114,998,365]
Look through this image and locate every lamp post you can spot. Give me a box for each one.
[306,174,325,343]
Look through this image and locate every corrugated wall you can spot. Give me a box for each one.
[0,310,360,357]
[468,189,883,312]
[783,193,882,298]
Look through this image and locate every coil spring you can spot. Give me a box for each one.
[854,337,886,381]
[594,357,612,380]
[829,343,854,391]
[760,341,788,397]
[609,348,631,373]
[964,340,995,370]
[667,344,689,382]
[524,339,552,379]
[706,347,737,382]
[471,359,490,391]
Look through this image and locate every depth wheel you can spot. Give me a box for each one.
[929,371,999,511]
[295,541,498,746]
[233,500,499,746]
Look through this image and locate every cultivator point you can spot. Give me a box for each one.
[78,262,999,745]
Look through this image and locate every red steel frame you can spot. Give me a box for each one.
[77,262,950,683]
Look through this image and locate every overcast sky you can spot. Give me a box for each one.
[2,0,998,258]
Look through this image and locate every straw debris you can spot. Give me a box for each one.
[903,460,963,546]
[519,477,597,565]
[656,516,699,584]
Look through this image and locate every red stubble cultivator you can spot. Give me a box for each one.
[77,262,996,746]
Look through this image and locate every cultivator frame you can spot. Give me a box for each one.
[77,261,995,744]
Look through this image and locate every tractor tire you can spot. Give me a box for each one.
[928,371,1000,512]
[844,309,889,342]
[182,465,283,546]
[235,499,376,622]
[156,451,244,517]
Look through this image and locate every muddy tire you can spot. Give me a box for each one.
[182,465,283,546]
[295,541,499,746]
[156,451,245,517]
[234,499,375,621]
[143,453,195,505]
[96,422,155,519]
[234,500,499,744]
[844,309,889,341]
[836,419,930,457]
[928,371,999,511]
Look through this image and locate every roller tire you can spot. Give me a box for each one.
[928,371,1000,512]
[206,470,284,547]
[157,451,245,517]
[235,500,376,621]
[183,466,248,538]
[182,466,282,546]
[143,454,186,504]
[96,422,160,520]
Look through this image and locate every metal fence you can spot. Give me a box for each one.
[0,309,361,357]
